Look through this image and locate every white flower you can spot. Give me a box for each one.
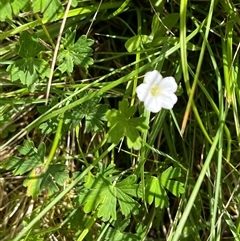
[136,70,178,113]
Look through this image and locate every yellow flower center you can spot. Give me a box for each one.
[150,85,161,96]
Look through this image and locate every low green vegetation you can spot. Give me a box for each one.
[1,0,240,240]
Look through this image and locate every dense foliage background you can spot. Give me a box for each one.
[1,0,240,240]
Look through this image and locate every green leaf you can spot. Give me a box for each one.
[113,214,131,232]
[47,164,69,186]
[65,94,108,133]
[7,59,35,85]
[40,164,69,195]
[74,35,94,54]
[125,35,151,52]
[80,176,112,213]
[151,37,201,51]
[57,50,74,73]
[98,163,118,177]
[116,174,141,197]
[106,100,148,150]
[57,31,94,73]
[12,0,30,15]
[77,166,141,221]
[151,13,179,38]
[145,176,169,208]
[161,166,182,179]
[99,226,140,241]
[33,58,50,78]
[145,167,185,208]
[7,32,50,91]
[32,0,63,22]
[0,0,29,21]
[160,166,185,197]
[38,94,107,135]
[151,14,161,40]
[39,118,59,134]
[17,139,37,155]
[23,165,44,199]
[0,0,12,21]
[98,185,117,221]
[116,188,140,216]
[116,174,141,216]
[61,30,76,48]
[85,104,108,132]
[38,99,60,134]
[0,114,16,138]
[3,140,45,175]
[24,163,69,198]
[3,139,68,198]
[71,0,78,7]
[17,32,44,58]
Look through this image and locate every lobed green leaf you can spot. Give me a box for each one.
[106,100,148,150]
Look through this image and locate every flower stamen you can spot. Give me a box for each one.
[150,85,161,96]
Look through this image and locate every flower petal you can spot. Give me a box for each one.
[144,96,162,113]
[136,70,178,113]
[136,83,149,101]
[160,93,178,109]
[159,76,178,93]
[144,70,163,86]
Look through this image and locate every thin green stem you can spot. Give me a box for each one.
[45,114,64,167]
[170,122,225,241]
[181,0,216,134]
